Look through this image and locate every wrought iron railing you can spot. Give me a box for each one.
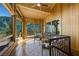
[42,35,71,56]
[51,36,71,56]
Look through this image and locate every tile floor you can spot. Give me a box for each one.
[15,38,49,56]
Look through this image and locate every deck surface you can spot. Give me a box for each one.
[15,38,49,56]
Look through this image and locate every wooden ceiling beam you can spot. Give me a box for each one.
[16,6,24,19]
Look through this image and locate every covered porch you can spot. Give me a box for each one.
[0,3,79,56]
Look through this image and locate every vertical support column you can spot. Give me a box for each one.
[12,15,16,42]
[22,20,27,40]
[12,4,16,42]
[41,19,46,34]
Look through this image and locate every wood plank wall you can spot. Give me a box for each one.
[46,3,79,52]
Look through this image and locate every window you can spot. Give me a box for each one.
[16,20,22,37]
[46,20,60,35]
[0,4,12,40]
[27,23,41,35]
[0,16,12,38]
[0,4,12,51]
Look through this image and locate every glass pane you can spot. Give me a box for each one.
[46,20,59,34]
[46,24,55,33]
[16,20,22,37]
[0,17,12,39]
[27,23,41,35]
[0,4,12,40]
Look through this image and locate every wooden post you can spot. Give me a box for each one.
[22,19,27,40]
[41,19,46,34]
[12,4,16,42]
[12,15,16,42]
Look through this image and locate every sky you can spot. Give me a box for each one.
[0,3,11,17]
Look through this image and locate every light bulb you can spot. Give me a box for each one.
[37,3,41,7]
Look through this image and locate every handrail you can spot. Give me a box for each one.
[0,35,13,42]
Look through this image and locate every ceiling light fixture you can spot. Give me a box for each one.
[37,3,41,7]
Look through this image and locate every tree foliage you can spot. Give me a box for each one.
[0,16,12,38]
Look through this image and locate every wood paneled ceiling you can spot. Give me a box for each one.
[16,4,52,19]
[16,3,55,13]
